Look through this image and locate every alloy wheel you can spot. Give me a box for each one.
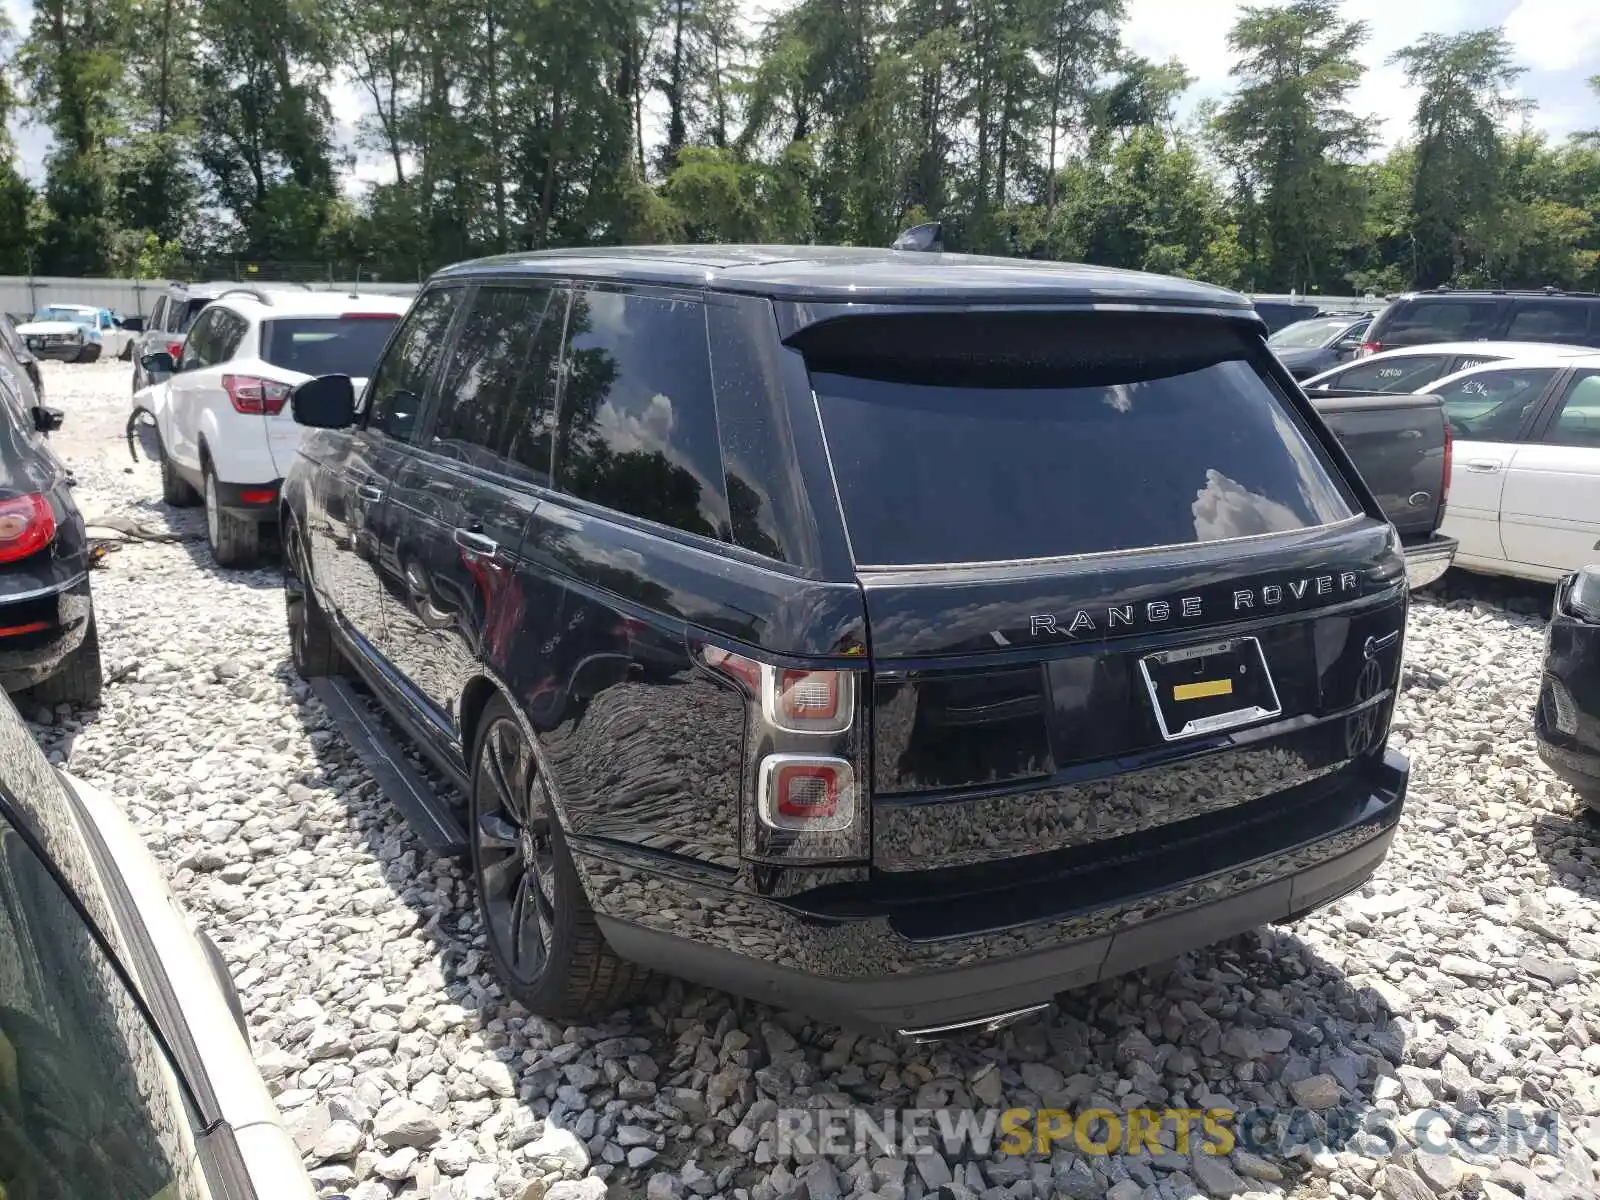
[475,717,557,982]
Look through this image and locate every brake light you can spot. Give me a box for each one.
[166,340,184,359]
[699,642,866,853]
[1440,419,1452,512]
[0,494,56,563]
[1358,341,1382,358]
[224,374,292,415]
[759,755,855,831]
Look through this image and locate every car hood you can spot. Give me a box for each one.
[16,320,89,336]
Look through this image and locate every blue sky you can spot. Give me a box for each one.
[3,0,1596,192]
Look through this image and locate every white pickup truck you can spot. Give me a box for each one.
[14,304,137,363]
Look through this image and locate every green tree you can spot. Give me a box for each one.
[1213,0,1373,291]
[1390,29,1524,287]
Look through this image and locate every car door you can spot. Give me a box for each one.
[1432,365,1564,566]
[308,285,464,673]
[1498,369,1600,576]
[164,306,225,473]
[380,283,566,743]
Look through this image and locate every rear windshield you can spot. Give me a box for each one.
[261,316,400,378]
[805,316,1356,567]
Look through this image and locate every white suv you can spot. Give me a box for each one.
[134,289,411,567]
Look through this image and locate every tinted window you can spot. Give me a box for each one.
[366,287,463,441]
[813,358,1355,566]
[1322,355,1449,393]
[505,291,567,483]
[554,289,727,538]
[213,310,247,362]
[148,297,167,332]
[1434,367,1557,441]
[262,315,400,378]
[177,309,222,369]
[1504,300,1592,344]
[176,298,209,334]
[1541,371,1600,448]
[1373,297,1501,346]
[1449,354,1506,374]
[0,806,203,1198]
[430,287,553,464]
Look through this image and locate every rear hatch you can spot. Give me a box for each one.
[791,309,1408,874]
[260,311,400,476]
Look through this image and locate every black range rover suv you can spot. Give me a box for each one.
[281,246,1411,1036]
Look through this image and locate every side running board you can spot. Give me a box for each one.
[307,676,469,858]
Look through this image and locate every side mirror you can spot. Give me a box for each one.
[31,406,63,434]
[291,375,356,429]
[140,351,176,381]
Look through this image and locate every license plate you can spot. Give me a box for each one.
[1139,636,1282,741]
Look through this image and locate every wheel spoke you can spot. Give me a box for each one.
[482,731,523,824]
[507,873,530,969]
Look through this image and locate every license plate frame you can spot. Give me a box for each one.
[1139,635,1282,742]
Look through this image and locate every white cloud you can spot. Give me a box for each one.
[1503,0,1600,72]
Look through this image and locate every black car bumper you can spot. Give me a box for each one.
[578,748,1408,1034]
[1402,532,1456,589]
[0,575,93,691]
[25,341,86,362]
[1534,578,1600,806]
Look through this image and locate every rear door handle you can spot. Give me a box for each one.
[356,483,384,501]
[1464,459,1503,473]
[453,528,498,557]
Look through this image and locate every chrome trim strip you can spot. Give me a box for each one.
[0,572,86,604]
[898,1003,1054,1043]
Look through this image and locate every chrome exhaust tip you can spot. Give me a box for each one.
[897,1002,1054,1044]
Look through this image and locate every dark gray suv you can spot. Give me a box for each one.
[1363,287,1600,356]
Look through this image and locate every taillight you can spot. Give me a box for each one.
[1357,341,1382,358]
[759,755,855,832]
[1440,419,1452,511]
[0,494,57,564]
[699,643,867,858]
[166,340,184,359]
[223,374,292,415]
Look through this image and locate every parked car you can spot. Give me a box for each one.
[0,689,315,1198]
[1301,341,1595,394]
[1359,287,1600,358]
[0,365,100,705]
[14,304,136,363]
[1268,313,1373,379]
[130,281,319,392]
[279,247,1410,1035]
[1415,353,1600,583]
[1535,565,1600,814]
[0,313,43,398]
[132,288,410,567]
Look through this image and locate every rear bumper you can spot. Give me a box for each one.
[1402,532,1456,589]
[582,748,1408,1033]
[1534,594,1600,804]
[211,477,283,517]
[0,575,93,691]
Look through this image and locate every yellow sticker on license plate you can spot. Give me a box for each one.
[1173,678,1233,702]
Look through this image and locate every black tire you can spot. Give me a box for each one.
[74,343,102,364]
[285,521,343,678]
[31,618,104,707]
[118,341,133,362]
[203,460,259,568]
[158,430,200,507]
[470,698,650,1020]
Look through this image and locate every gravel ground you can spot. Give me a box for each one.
[20,357,1600,1200]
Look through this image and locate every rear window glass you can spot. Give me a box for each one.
[1374,298,1501,345]
[262,315,400,378]
[1322,354,1449,393]
[1504,301,1593,344]
[809,325,1356,566]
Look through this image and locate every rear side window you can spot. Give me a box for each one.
[1373,298,1501,345]
[1434,367,1557,441]
[366,287,463,441]
[1540,371,1600,448]
[554,289,728,539]
[262,315,400,379]
[1504,300,1592,345]
[803,313,1356,567]
[1326,354,1449,393]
